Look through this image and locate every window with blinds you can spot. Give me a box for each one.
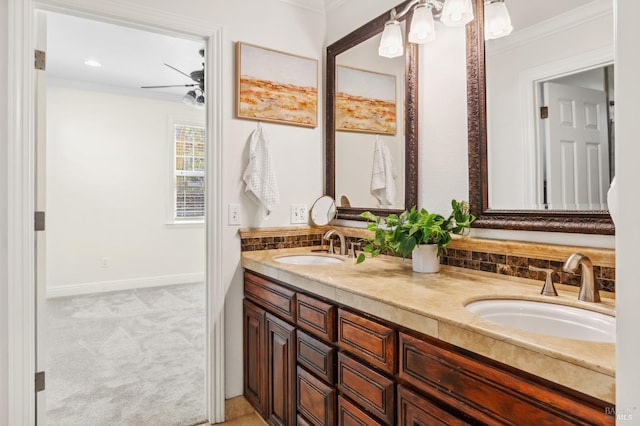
[175,124,205,220]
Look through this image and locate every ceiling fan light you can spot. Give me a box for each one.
[378,19,404,58]
[484,0,513,40]
[182,90,196,106]
[409,4,436,44]
[441,0,474,27]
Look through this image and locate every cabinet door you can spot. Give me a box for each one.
[243,299,266,417]
[397,385,471,426]
[266,313,297,426]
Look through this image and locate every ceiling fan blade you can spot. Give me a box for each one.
[141,84,198,89]
[164,63,192,79]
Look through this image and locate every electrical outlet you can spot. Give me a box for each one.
[290,204,308,224]
[101,257,111,268]
[228,203,241,225]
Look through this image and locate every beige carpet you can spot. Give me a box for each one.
[46,283,206,426]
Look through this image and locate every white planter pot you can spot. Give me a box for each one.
[412,244,440,273]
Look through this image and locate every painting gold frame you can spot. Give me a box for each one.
[236,42,318,128]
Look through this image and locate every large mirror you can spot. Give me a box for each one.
[468,0,615,233]
[326,1,418,221]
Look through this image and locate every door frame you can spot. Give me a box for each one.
[7,1,225,424]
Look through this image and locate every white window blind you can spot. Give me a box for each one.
[175,124,205,220]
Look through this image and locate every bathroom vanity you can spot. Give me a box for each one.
[241,247,615,425]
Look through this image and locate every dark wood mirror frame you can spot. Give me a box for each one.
[466,0,615,235]
[326,0,419,221]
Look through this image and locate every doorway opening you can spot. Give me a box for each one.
[38,10,207,425]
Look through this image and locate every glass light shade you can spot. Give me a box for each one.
[408,4,436,44]
[440,0,474,27]
[378,20,404,58]
[182,90,197,106]
[484,1,513,40]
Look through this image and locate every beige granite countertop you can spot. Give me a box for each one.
[241,246,616,404]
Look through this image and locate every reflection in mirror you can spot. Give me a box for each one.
[467,0,615,233]
[309,195,337,226]
[486,0,613,212]
[335,31,405,210]
[326,1,418,221]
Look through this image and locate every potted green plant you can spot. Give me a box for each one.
[357,199,475,273]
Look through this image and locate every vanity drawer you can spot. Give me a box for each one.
[297,366,337,426]
[398,332,613,426]
[337,395,383,426]
[297,293,336,342]
[337,352,394,425]
[244,271,296,323]
[397,385,471,426]
[337,308,396,374]
[297,330,336,385]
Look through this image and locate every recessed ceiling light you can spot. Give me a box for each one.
[84,59,102,68]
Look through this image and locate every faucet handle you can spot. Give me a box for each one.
[529,266,558,296]
[348,242,359,259]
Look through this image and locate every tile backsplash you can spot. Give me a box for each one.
[239,226,615,293]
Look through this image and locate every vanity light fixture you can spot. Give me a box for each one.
[484,0,513,40]
[378,0,474,58]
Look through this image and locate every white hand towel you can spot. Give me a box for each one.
[243,123,280,217]
[370,136,397,207]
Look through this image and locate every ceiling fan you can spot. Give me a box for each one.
[141,48,205,108]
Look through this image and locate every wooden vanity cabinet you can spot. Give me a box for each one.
[243,270,614,426]
[242,299,267,417]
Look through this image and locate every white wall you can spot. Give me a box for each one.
[0,0,9,422]
[615,0,640,420]
[45,86,205,296]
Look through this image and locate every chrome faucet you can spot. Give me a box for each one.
[562,253,601,303]
[323,229,346,255]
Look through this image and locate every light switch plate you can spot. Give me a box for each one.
[290,204,308,224]
[228,203,241,225]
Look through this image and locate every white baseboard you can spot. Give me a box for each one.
[46,273,205,298]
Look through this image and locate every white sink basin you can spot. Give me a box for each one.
[465,299,615,343]
[274,255,344,265]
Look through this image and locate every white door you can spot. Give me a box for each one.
[34,10,48,425]
[543,82,610,210]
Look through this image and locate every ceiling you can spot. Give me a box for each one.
[46,11,205,103]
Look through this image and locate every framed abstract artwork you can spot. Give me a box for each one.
[236,42,318,127]
[336,65,397,135]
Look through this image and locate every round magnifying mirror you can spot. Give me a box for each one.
[310,196,337,226]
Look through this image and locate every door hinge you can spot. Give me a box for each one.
[35,211,45,231]
[35,49,46,71]
[540,106,549,119]
[35,371,45,392]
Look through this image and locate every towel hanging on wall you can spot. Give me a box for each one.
[370,135,397,207]
[242,123,280,218]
